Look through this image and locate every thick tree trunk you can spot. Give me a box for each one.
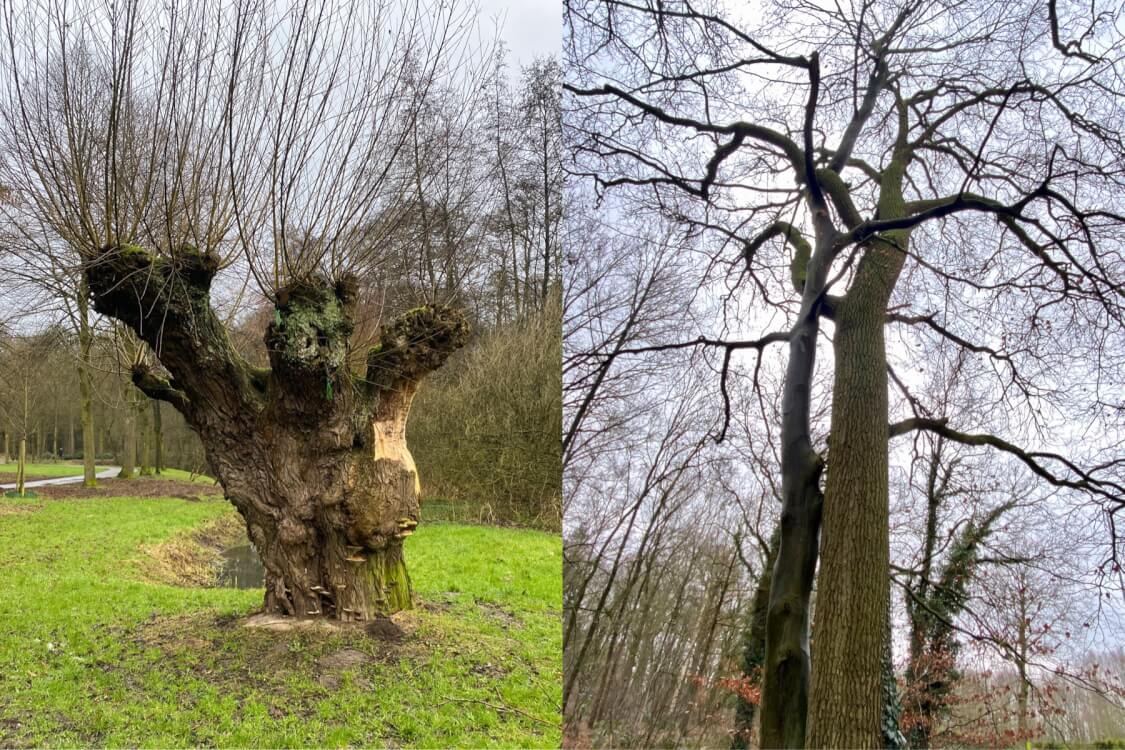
[76,281,97,488]
[220,416,426,620]
[87,245,467,621]
[807,235,906,748]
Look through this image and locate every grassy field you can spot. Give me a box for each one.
[0,462,86,478]
[0,463,216,484]
[0,495,561,748]
[137,467,216,483]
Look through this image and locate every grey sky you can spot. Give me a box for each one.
[478,0,560,66]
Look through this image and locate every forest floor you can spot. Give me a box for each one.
[0,486,562,748]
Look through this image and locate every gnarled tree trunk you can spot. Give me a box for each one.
[87,244,468,620]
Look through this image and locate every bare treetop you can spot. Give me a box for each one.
[0,0,490,293]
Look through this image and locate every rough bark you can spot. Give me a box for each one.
[807,229,907,746]
[86,244,468,620]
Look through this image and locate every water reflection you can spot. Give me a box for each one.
[218,544,264,589]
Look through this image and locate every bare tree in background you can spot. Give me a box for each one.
[566,0,1125,745]
[0,0,495,621]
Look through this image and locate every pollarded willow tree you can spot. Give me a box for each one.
[566,0,1125,745]
[0,0,492,620]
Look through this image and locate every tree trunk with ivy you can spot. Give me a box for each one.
[87,244,468,620]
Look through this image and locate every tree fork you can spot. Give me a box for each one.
[85,244,468,621]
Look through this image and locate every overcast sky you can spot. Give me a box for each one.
[478,0,560,66]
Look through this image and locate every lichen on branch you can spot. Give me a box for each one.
[365,305,471,394]
[265,274,357,375]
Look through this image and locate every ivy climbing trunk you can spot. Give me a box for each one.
[76,279,97,488]
[87,244,468,621]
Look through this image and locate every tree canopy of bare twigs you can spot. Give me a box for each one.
[565,0,1125,745]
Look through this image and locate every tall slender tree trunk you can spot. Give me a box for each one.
[1017,587,1030,738]
[152,400,163,473]
[734,526,780,749]
[16,437,26,497]
[881,595,906,749]
[67,414,75,457]
[760,198,832,749]
[120,390,136,479]
[138,402,152,476]
[541,116,552,303]
[77,281,97,488]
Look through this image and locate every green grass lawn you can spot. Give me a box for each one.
[0,496,561,748]
[143,467,216,483]
[0,462,86,478]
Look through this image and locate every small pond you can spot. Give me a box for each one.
[218,544,265,589]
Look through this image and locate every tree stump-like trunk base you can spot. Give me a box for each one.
[258,541,415,621]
